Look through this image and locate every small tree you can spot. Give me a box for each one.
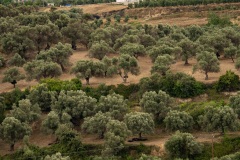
[140,90,174,121]
[216,70,239,92]
[124,112,154,139]
[24,60,62,81]
[178,38,197,65]
[0,117,31,151]
[2,67,25,88]
[119,43,146,59]
[8,53,26,67]
[55,124,79,142]
[9,99,41,123]
[193,51,220,80]
[199,106,239,134]
[71,60,104,85]
[164,110,194,132]
[165,131,202,159]
[51,90,97,119]
[103,120,130,156]
[124,15,129,22]
[151,55,174,75]
[224,45,238,62]
[147,45,181,62]
[42,111,72,134]
[36,43,73,71]
[229,92,240,118]
[89,41,114,60]
[82,112,111,139]
[27,84,54,111]
[95,93,128,120]
[101,56,118,77]
[114,54,140,83]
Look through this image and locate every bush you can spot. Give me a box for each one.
[139,72,204,98]
[216,70,239,92]
[0,88,29,110]
[165,131,203,159]
[40,78,82,92]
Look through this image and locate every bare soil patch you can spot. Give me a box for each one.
[1,50,240,93]
[171,57,240,83]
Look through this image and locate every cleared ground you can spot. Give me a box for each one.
[41,3,127,14]
[1,49,240,93]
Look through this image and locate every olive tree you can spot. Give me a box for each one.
[114,54,140,83]
[2,67,25,88]
[178,38,197,65]
[89,40,114,60]
[9,99,41,123]
[61,20,91,49]
[124,112,154,139]
[36,42,72,71]
[8,53,26,67]
[0,117,31,151]
[151,55,174,75]
[27,84,54,111]
[224,45,238,62]
[119,43,146,58]
[199,106,239,134]
[229,92,240,118]
[165,131,202,159]
[24,60,62,81]
[1,26,35,58]
[42,111,72,134]
[82,112,111,139]
[164,110,194,132]
[51,90,97,119]
[71,60,104,85]
[103,120,130,155]
[193,51,220,80]
[140,90,174,121]
[95,93,128,120]
[148,45,181,62]
[101,56,118,77]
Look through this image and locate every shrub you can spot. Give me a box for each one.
[0,88,29,110]
[139,72,204,98]
[0,55,5,68]
[216,70,239,92]
[40,78,82,92]
[165,131,203,159]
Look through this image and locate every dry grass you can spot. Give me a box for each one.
[41,3,127,14]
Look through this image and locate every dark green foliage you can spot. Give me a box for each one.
[113,84,139,99]
[196,137,240,160]
[0,97,5,124]
[83,84,114,100]
[216,70,239,92]
[165,131,202,159]
[0,88,28,110]
[40,78,82,92]
[4,134,85,160]
[139,72,204,98]
[207,13,233,27]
